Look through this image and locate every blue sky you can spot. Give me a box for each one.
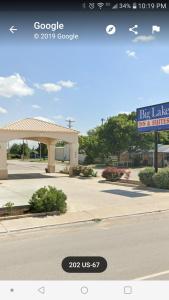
[0,31,169,135]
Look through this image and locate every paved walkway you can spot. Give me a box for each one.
[1,198,169,234]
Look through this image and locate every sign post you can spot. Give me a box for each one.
[154,131,158,173]
[137,102,169,173]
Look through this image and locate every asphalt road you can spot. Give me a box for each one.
[1,211,169,280]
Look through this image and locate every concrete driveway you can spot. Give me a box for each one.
[0,161,169,220]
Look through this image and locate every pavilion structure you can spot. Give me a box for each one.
[0,118,79,179]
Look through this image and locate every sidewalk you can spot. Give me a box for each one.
[1,191,169,233]
[1,162,169,234]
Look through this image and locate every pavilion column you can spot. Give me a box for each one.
[69,142,79,176]
[0,141,8,179]
[47,141,56,173]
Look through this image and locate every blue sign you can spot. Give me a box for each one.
[137,102,169,132]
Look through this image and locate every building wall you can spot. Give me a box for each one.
[55,147,64,161]
[120,151,167,167]
[55,145,86,163]
[55,145,70,161]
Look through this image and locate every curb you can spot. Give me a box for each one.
[0,210,59,221]
[1,208,169,235]
[98,179,169,192]
[98,179,142,188]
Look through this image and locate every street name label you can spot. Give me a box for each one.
[62,256,107,273]
[137,102,169,132]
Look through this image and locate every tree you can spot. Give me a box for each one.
[19,142,31,159]
[9,142,31,159]
[159,131,169,144]
[124,112,154,152]
[79,112,156,163]
[30,147,39,159]
[36,143,48,158]
[79,135,101,164]
[10,143,21,156]
[97,114,133,160]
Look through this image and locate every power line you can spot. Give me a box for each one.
[66,119,75,128]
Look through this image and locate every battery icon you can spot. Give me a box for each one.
[133,2,137,9]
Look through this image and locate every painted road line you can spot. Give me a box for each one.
[134,269,169,280]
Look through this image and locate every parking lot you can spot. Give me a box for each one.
[0,160,169,220]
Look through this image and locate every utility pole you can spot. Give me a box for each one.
[66,119,75,128]
[101,118,105,125]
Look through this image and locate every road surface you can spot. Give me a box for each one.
[1,211,169,280]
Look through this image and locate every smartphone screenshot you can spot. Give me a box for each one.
[0,0,169,299]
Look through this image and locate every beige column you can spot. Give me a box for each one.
[69,142,79,175]
[47,141,56,173]
[0,141,8,179]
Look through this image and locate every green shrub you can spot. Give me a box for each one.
[72,165,83,176]
[71,165,97,177]
[153,168,169,189]
[29,186,67,214]
[138,167,155,186]
[81,166,97,177]
[3,201,14,215]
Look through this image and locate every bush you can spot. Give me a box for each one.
[8,154,21,159]
[81,166,97,177]
[102,167,126,181]
[153,168,169,189]
[138,167,155,186]
[71,165,97,177]
[29,186,67,214]
[3,201,14,215]
[72,165,83,176]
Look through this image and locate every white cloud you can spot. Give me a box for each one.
[133,35,155,43]
[32,104,41,109]
[35,80,76,93]
[35,83,62,93]
[0,106,7,114]
[126,50,137,58]
[0,73,34,98]
[34,116,56,124]
[53,115,64,120]
[58,80,76,88]
[161,64,169,74]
